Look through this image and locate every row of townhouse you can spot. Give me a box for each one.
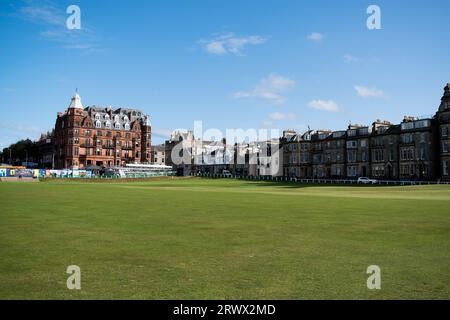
[164,130,283,177]
[164,131,232,176]
[283,84,450,181]
[162,83,450,181]
[282,118,437,180]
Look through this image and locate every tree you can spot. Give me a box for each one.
[0,139,38,166]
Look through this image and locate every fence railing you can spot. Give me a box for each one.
[193,173,450,186]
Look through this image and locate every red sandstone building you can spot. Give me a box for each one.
[53,93,151,169]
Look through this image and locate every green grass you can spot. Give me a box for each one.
[0,178,449,299]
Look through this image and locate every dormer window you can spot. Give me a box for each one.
[104,114,110,120]
[105,121,111,129]
[359,128,369,135]
[123,115,129,122]
[114,122,121,130]
[114,115,120,122]
[378,126,387,134]
[95,113,100,120]
[401,122,414,130]
[124,123,130,131]
[95,120,101,128]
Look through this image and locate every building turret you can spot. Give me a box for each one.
[68,92,84,110]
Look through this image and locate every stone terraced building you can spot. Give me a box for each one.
[282,83,450,181]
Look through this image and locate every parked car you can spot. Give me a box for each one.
[222,170,233,177]
[357,177,378,184]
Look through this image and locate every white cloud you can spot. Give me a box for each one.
[233,74,295,105]
[354,85,384,98]
[344,54,381,65]
[262,120,274,128]
[308,100,339,112]
[200,33,268,56]
[0,122,43,135]
[18,3,65,25]
[0,87,16,93]
[344,54,360,63]
[269,112,297,121]
[152,128,174,139]
[205,41,227,55]
[307,32,324,42]
[13,1,103,53]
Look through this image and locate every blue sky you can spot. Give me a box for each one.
[1,0,449,148]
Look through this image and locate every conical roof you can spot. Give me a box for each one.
[68,92,83,109]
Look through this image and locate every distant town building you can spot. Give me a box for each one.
[151,144,166,165]
[53,93,152,169]
[35,131,54,168]
[26,83,450,180]
[437,83,450,179]
[163,83,450,181]
[164,130,282,177]
[280,84,450,181]
[164,130,234,176]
